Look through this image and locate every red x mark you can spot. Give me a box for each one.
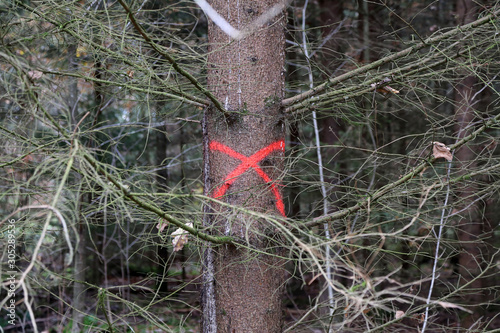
[210,140,286,217]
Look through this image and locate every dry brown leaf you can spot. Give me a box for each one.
[376,85,400,95]
[395,310,405,320]
[156,219,168,233]
[371,77,400,95]
[432,142,452,161]
[410,313,425,324]
[28,70,43,80]
[171,223,193,252]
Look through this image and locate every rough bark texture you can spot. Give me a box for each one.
[202,1,287,332]
[454,75,482,300]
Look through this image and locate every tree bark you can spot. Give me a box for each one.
[201,1,287,332]
[454,0,483,325]
[68,41,87,333]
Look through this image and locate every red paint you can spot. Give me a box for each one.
[210,140,286,217]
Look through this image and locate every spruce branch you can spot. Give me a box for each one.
[284,40,476,115]
[39,69,207,108]
[282,7,500,110]
[116,0,228,115]
[306,112,500,227]
[13,0,209,110]
[81,151,233,245]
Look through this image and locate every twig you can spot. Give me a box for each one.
[81,150,233,245]
[21,280,38,333]
[4,142,78,307]
[38,69,207,108]
[301,0,335,324]
[306,110,500,227]
[116,0,228,115]
[421,160,452,333]
[284,34,477,115]
[0,205,74,267]
[12,0,211,110]
[281,7,500,108]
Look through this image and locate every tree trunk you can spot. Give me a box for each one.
[67,41,87,333]
[454,0,483,326]
[201,1,287,332]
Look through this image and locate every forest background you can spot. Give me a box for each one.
[1,0,500,332]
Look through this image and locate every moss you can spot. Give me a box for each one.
[264,95,281,108]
